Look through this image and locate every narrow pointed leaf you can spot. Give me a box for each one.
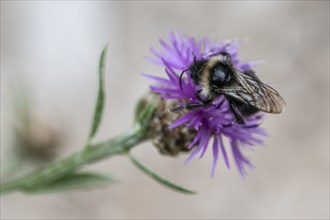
[128,153,196,195]
[22,172,117,194]
[88,45,108,141]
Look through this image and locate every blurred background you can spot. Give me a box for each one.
[1,1,329,219]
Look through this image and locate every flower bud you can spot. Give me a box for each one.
[137,92,196,156]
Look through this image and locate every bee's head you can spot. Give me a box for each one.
[189,59,206,85]
[179,59,206,90]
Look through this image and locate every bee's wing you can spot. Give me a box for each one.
[217,70,286,114]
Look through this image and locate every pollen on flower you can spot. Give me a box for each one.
[143,32,267,177]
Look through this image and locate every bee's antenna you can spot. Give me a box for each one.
[179,68,190,90]
[192,52,197,61]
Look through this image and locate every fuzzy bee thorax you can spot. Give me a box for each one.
[198,56,223,99]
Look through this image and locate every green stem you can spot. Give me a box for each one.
[0,125,145,195]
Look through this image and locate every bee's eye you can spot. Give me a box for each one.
[211,68,230,86]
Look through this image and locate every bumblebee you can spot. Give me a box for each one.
[175,52,286,124]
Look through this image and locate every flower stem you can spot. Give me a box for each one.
[0,124,145,195]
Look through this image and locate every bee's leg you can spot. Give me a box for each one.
[229,101,245,124]
[215,98,225,109]
[185,103,205,110]
[170,97,213,113]
[170,103,202,112]
[170,106,185,112]
[186,97,213,109]
[171,101,210,112]
[170,90,212,112]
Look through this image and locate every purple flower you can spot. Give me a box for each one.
[144,32,267,177]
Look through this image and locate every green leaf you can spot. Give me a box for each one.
[133,93,157,137]
[88,45,108,141]
[22,171,117,194]
[128,153,196,195]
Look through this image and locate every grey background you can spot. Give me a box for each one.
[1,1,329,219]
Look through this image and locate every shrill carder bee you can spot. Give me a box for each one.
[173,52,286,124]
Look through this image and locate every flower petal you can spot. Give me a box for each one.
[188,130,203,149]
[219,134,230,169]
[231,139,253,177]
[150,85,178,94]
[199,129,211,158]
[169,111,198,129]
[141,73,172,86]
[211,136,219,177]
[164,67,179,85]
[185,137,204,164]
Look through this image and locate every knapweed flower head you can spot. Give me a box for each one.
[140,93,197,156]
[144,32,267,177]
